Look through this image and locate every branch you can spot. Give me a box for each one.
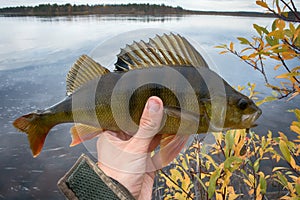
[290,0,298,13]
[283,39,300,55]
[280,0,300,21]
[159,169,194,199]
[267,6,299,22]
[277,53,300,84]
[226,47,269,84]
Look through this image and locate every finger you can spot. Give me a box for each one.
[132,96,164,140]
[103,130,132,141]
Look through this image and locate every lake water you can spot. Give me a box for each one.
[0,15,299,199]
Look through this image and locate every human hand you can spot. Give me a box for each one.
[97,96,189,199]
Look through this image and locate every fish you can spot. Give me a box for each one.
[13,33,262,157]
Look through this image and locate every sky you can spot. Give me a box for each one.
[0,0,272,11]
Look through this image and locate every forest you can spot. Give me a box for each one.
[0,3,284,18]
[0,4,186,16]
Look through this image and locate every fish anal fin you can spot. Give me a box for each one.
[66,55,110,95]
[70,124,103,147]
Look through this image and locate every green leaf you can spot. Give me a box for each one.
[261,26,269,34]
[253,159,260,173]
[272,20,277,31]
[294,109,300,121]
[254,24,263,36]
[259,174,267,194]
[215,44,227,49]
[224,156,243,172]
[225,131,234,157]
[237,37,250,45]
[266,36,278,46]
[253,24,269,36]
[193,174,208,192]
[295,183,300,195]
[281,12,288,18]
[279,140,291,163]
[289,23,296,34]
[284,29,292,38]
[276,171,288,186]
[208,168,221,198]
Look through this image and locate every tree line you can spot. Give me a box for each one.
[0,3,186,16]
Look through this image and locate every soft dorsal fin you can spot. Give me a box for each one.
[66,55,110,95]
[114,33,209,71]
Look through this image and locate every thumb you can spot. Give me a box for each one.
[133,96,164,140]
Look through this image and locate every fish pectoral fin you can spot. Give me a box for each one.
[164,106,199,122]
[70,123,103,147]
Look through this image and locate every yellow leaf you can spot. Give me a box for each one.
[219,50,228,54]
[268,30,284,39]
[272,167,288,172]
[243,178,252,187]
[230,42,234,51]
[278,132,288,141]
[281,51,296,60]
[216,193,223,200]
[274,64,282,70]
[256,185,261,197]
[248,53,257,59]
[293,28,300,43]
[276,19,286,30]
[291,66,300,72]
[256,1,268,8]
[276,72,300,79]
[270,55,281,60]
[291,125,300,134]
[241,55,249,60]
[289,156,297,170]
[248,189,254,195]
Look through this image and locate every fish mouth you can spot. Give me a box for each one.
[241,108,262,128]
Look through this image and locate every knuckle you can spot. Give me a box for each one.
[140,116,158,132]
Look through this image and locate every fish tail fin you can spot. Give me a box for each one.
[13,113,54,157]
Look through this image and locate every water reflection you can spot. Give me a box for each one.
[0,15,271,71]
[0,15,298,199]
[36,14,184,23]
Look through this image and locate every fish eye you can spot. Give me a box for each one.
[238,98,248,110]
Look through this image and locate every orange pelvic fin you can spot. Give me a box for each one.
[13,113,54,158]
[159,134,189,166]
[70,124,103,147]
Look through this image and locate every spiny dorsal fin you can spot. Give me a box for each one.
[114,33,209,71]
[66,55,110,95]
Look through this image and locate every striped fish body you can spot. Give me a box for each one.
[63,66,222,134]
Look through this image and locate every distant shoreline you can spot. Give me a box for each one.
[0,3,276,18]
